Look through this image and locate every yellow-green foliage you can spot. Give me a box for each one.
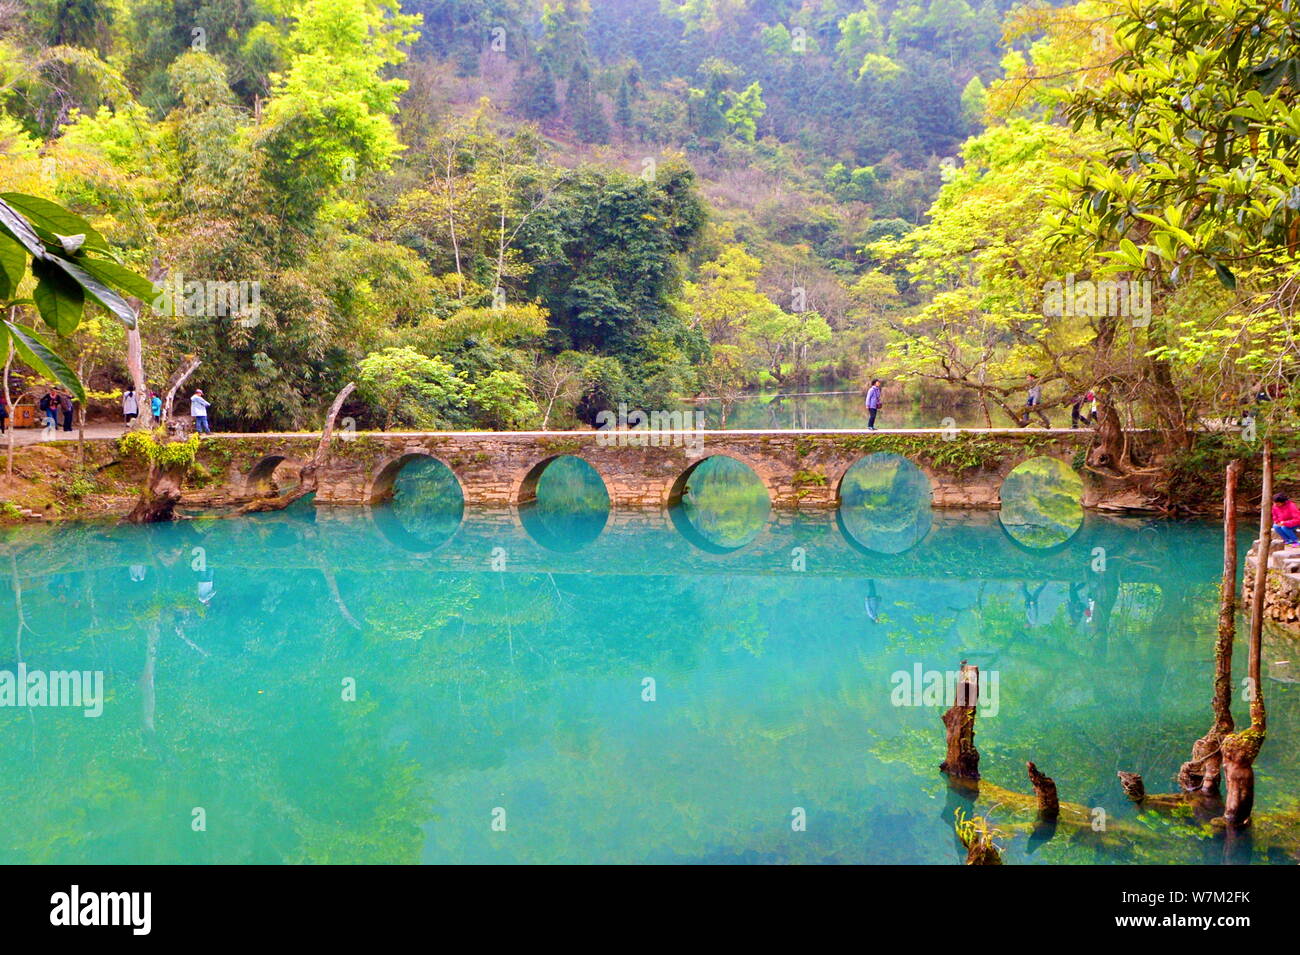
[116,428,158,463]
[116,430,201,472]
[954,808,1005,852]
[157,435,201,471]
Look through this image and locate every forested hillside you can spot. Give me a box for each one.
[4,0,1300,465]
[0,0,1010,430]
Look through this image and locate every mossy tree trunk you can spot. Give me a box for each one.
[124,460,186,524]
[1180,459,1242,795]
[124,358,203,524]
[1223,444,1269,827]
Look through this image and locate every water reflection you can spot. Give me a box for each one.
[373,456,464,553]
[0,508,1292,864]
[838,453,933,554]
[686,389,1062,430]
[999,456,1084,549]
[669,455,770,552]
[518,455,610,553]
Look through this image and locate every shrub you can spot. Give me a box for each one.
[66,476,96,500]
[116,430,200,473]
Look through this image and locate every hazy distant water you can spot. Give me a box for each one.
[684,390,1067,430]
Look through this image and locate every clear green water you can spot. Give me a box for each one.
[0,461,1297,865]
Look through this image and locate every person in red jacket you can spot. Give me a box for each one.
[1271,493,1300,546]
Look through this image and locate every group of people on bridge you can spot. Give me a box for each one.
[123,388,213,434]
[862,374,1100,430]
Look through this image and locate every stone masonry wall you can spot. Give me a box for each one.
[213,428,1100,511]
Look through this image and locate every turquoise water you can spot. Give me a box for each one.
[0,463,1297,865]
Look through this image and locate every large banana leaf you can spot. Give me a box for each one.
[0,321,85,402]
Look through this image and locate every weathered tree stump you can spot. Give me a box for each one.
[939,662,980,780]
[1117,771,1146,803]
[1027,762,1059,820]
[124,464,186,524]
[1221,729,1263,828]
[1217,445,1270,829]
[1180,460,1243,795]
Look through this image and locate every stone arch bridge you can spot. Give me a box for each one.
[212,428,1139,511]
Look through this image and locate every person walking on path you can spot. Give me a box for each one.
[1070,389,1097,429]
[865,379,883,430]
[150,392,162,421]
[1272,493,1300,547]
[1021,373,1050,427]
[58,390,73,432]
[38,390,54,430]
[122,387,138,423]
[1070,391,1087,428]
[191,389,212,434]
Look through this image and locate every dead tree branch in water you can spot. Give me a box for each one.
[238,382,355,514]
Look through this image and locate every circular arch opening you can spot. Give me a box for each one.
[369,454,464,553]
[837,452,933,555]
[668,454,770,553]
[517,455,611,552]
[999,455,1084,549]
[245,455,303,498]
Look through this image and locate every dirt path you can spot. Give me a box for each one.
[2,422,128,447]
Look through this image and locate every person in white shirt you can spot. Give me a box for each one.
[122,388,138,422]
[191,389,212,433]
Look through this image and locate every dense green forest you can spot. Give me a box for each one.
[3,0,1300,473]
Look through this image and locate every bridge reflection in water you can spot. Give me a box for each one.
[0,483,1268,866]
[136,446,1175,586]
[364,447,1093,561]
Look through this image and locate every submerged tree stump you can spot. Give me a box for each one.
[1117,771,1146,803]
[965,838,1002,865]
[1222,729,1263,828]
[1219,445,1271,829]
[939,662,980,781]
[1027,762,1059,820]
[1181,459,1243,795]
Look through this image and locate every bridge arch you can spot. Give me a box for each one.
[514,454,612,551]
[997,455,1085,549]
[836,452,933,554]
[666,453,771,553]
[664,451,778,510]
[366,452,466,554]
[513,453,611,508]
[368,451,463,505]
[240,454,306,499]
